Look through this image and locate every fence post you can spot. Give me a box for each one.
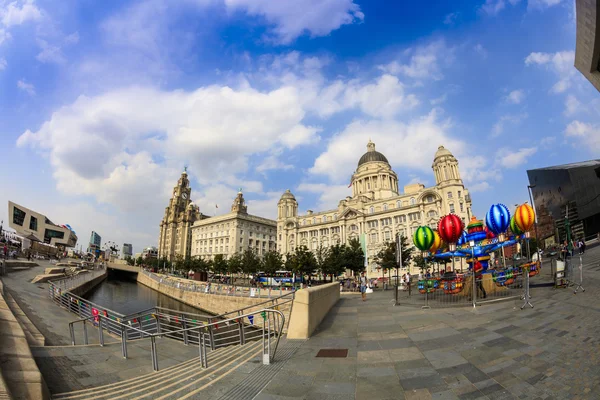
[208,318,215,351]
[150,336,159,371]
[69,324,75,346]
[238,310,245,345]
[98,318,104,346]
[181,314,188,345]
[199,330,205,368]
[121,326,128,359]
[83,320,88,345]
[202,331,208,368]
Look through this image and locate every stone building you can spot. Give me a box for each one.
[575,0,600,92]
[191,190,277,260]
[157,169,208,261]
[277,141,473,276]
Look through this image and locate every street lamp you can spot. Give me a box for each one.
[527,184,539,255]
[469,239,476,308]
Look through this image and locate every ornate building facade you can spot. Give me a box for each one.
[277,141,473,276]
[157,169,208,261]
[191,190,277,260]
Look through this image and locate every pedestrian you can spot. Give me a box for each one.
[581,239,586,255]
[2,244,7,260]
[406,272,411,295]
[359,272,368,301]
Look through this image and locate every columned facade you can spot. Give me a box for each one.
[277,143,473,277]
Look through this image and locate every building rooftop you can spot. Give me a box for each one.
[357,140,389,167]
[529,159,600,171]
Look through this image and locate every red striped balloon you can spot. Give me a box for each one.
[515,203,535,233]
[438,214,464,244]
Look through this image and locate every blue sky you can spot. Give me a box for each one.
[1,0,598,254]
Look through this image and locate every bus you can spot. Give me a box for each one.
[256,271,302,288]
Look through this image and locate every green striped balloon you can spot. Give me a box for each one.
[510,215,523,235]
[413,226,435,251]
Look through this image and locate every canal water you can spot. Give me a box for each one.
[83,270,205,316]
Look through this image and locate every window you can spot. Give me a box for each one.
[279,234,282,240]
[427,210,437,218]
[313,217,316,224]
[426,195,435,203]
[458,191,462,198]
[384,231,391,241]
[447,192,453,199]
[369,206,374,214]
[368,221,378,229]
[351,224,358,231]
[239,238,243,243]
[409,212,421,221]
[12,207,25,226]
[460,203,464,212]
[383,204,388,211]
[370,233,378,243]
[44,229,64,243]
[410,198,416,205]
[249,231,253,237]
[394,215,407,224]
[240,229,244,235]
[449,203,455,213]
[396,200,401,208]
[323,216,327,222]
[303,220,306,226]
[367,182,371,190]
[333,213,338,220]
[29,216,37,231]
[381,217,392,226]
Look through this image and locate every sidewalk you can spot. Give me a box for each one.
[254,247,600,400]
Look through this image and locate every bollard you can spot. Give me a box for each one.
[121,326,128,359]
[150,336,159,371]
[83,320,88,345]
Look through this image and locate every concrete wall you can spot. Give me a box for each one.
[137,272,266,316]
[287,282,340,339]
[68,271,107,297]
[107,262,140,273]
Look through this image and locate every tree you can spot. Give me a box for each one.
[374,241,397,274]
[262,251,283,276]
[323,244,347,281]
[227,253,243,276]
[125,255,134,266]
[412,254,427,272]
[314,245,330,280]
[211,254,228,276]
[192,256,211,273]
[397,235,414,270]
[290,245,317,281]
[136,256,144,267]
[241,249,260,276]
[345,238,365,276]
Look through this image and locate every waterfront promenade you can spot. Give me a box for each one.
[2,246,600,398]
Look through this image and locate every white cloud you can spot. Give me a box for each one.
[430,94,447,105]
[64,31,79,44]
[496,147,538,168]
[378,40,453,81]
[444,12,459,25]
[480,0,561,15]
[564,95,581,116]
[310,110,463,182]
[540,136,556,148]
[480,0,508,15]
[491,113,527,138]
[564,121,600,152]
[474,43,487,58]
[256,155,294,174]
[296,183,349,210]
[0,57,6,70]
[225,0,364,44]
[1,0,42,27]
[0,27,10,45]
[469,182,491,193]
[528,0,564,10]
[505,89,525,104]
[36,39,65,64]
[17,79,35,95]
[525,50,575,93]
[16,83,320,210]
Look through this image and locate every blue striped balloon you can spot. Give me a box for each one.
[485,204,510,235]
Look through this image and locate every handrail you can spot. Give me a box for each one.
[68,307,285,371]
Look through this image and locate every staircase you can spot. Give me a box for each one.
[52,340,264,400]
[4,290,45,347]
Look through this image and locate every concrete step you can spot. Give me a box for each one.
[52,340,263,400]
[4,290,45,347]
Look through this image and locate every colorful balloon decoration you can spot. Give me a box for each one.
[510,215,523,235]
[438,214,464,245]
[429,230,443,254]
[484,226,496,239]
[413,226,435,251]
[515,203,535,233]
[485,204,511,236]
[465,217,491,272]
[457,230,468,246]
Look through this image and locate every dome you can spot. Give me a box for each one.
[434,145,454,160]
[357,140,389,167]
[280,189,296,200]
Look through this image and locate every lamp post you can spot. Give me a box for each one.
[469,239,476,308]
[527,185,539,257]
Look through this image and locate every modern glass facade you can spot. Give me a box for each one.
[527,160,600,247]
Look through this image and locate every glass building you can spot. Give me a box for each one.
[527,160,600,247]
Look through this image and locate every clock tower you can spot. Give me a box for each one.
[158,168,208,262]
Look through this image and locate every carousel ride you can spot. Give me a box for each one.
[412,203,540,296]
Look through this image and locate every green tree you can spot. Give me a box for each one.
[211,254,228,275]
[345,238,365,276]
[323,244,347,281]
[398,235,414,269]
[262,251,283,276]
[136,256,144,267]
[314,245,330,280]
[227,253,243,276]
[124,255,134,266]
[192,256,211,273]
[241,249,260,276]
[412,254,427,272]
[374,241,397,274]
[290,245,317,281]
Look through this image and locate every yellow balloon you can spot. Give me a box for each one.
[429,230,443,253]
[515,203,535,232]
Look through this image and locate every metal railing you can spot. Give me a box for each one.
[141,270,296,298]
[68,307,285,371]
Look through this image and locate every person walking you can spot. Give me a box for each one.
[359,272,368,301]
[406,272,411,296]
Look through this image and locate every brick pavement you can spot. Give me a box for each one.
[253,245,600,400]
